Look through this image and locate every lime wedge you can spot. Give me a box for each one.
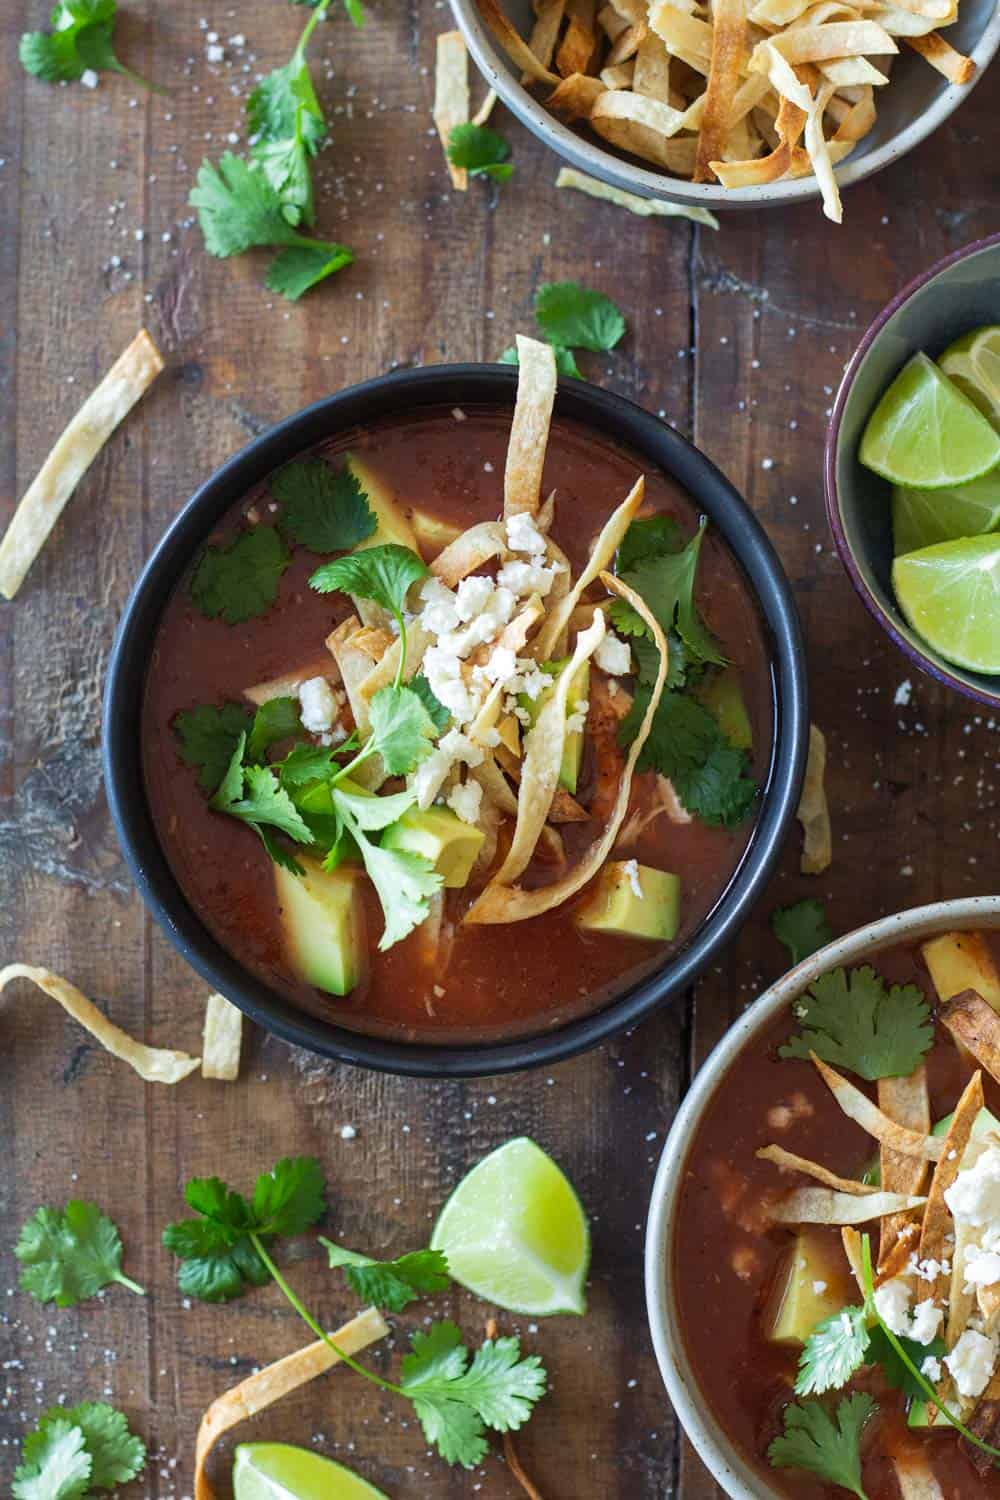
[940,325,1000,431]
[859,352,1000,488]
[892,471,1000,554]
[893,535,1000,674]
[430,1137,589,1316]
[233,1444,389,1500]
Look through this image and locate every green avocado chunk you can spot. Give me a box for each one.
[517,658,591,794]
[274,855,366,997]
[346,452,420,554]
[765,1229,856,1346]
[381,806,485,889]
[575,861,680,941]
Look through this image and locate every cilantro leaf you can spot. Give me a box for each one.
[15,1202,144,1307]
[332,797,441,948]
[248,54,326,226]
[309,544,428,627]
[796,1305,870,1396]
[266,243,354,300]
[321,1239,450,1312]
[19,1,161,92]
[13,1417,92,1500]
[617,513,683,574]
[866,1327,946,1401]
[408,672,450,732]
[619,689,757,829]
[772,899,834,967]
[54,1404,146,1490]
[366,686,437,777]
[190,524,290,625]
[272,459,376,552]
[278,742,340,788]
[631,630,688,692]
[252,1156,326,1237]
[768,1393,875,1499]
[211,743,314,849]
[247,696,302,762]
[615,518,725,667]
[447,123,513,182]
[499,344,581,377]
[779,965,934,1081]
[331,782,416,832]
[173,702,252,792]
[534,281,626,354]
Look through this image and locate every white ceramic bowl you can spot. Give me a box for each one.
[644,895,1000,1499]
[449,0,1000,213]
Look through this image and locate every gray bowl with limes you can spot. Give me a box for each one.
[825,232,1000,709]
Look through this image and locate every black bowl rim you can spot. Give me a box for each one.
[103,365,809,1078]
[824,230,1000,711]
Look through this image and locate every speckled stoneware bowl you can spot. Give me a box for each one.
[448,0,1000,214]
[825,233,1000,710]
[644,895,1000,1500]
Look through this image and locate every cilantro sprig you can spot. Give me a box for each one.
[272,458,377,551]
[19,0,164,93]
[778,965,933,1081]
[309,543,429,686]
[619,688,757,828]
[15,1202,145,1307]
[447,123,513,183]
[165,1158,547,1468]
[768,1392,875,1499]
[13,1402,146,1500]
[772,898,834,966]
[190,523,290,624]
[500,280,627,378]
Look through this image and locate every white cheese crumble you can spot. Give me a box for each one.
[812,1280,828,1296]
[909,1299,944,1346]
[411,729,484,811]
[565,698,589,736]
[623,860,643,900]
[945,1146,1000,1227]
[921,1355,943,1383]
[298,676,337,734]
[447,778,483,826]
[80,68,99,89]
[595,631,632,676]
[496,558,559,598]
[965,1247,1000,1287]
[945,1328,999,1399]
[506,513,547,557]
[894,678,913,707]
[872,1280,943,1346]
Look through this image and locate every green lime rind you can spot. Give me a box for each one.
[892,470,1000,554]
[430,1136,590,1317]
[892,534,1000,675]
[860,352,1000,488]
[939,325,1000,433]
[233,1443,390,1500]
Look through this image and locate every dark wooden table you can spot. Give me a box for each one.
[2,4,998,1496]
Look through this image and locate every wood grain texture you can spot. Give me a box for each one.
[1,3,998,1497]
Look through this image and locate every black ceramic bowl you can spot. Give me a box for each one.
[103,366,809,1078]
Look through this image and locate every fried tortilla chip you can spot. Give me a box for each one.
[244,658,338,706]
[695,0,747,180]
[194,1309,390,1500]
[202,992,243,1082]
[892,1456,945,1500]
[877,1065,931,1275]
[478,0,560,83]
[917,1070,984,1307]
[906,29,975,81]
[757,1144,879,1195]
[590,90,698,170]
[875,1220,921,1286]
[0,964,199,1084]
[504,337,558,519]
[842,1226,865,1290]
[558,0,601,75]
[434,31,471,190]
[797,723,832,873]
[770,1188,927,1225]
[940,990,1000,1084]
[526,0,567,77]
[533,477,645,659]
[964,1368,1000,1476]
[0,330,163,600]
[811,1054,943,1159]
[547,71,608,117]
[923,932,1000,1010]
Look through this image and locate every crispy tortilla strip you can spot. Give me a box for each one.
[875,1221,921,1286]
[558,0,601,75]
[649,2,714,72]
[494,743,591,822]
[533,476,645,660]
[819,56,888,86]
[504,337,558,520]
[763,20,897,63]
[194,1308,390,1500]
[352,625,396,662]
[842,1227,865,1290]
[557,166,722,225]
[877,1065,931,1274]
[830,84,876,142]
[590,88,700,170]
[434,31,470,190]
[940,990,1000,1085]
[478,0,560,83]
[797,723,831,873]
[526,0,567,78]
[0,330,163,600]
[548,71,608,117]
[432,520,507,588]
[892,1456,945,1500]
[605,20,648,65]
[356,624,433,705]
[0,964,199,1084]
[599,1,631,40]
[924,932,1000,1010]
[325,619,386,789]
[244,658,337,706]
[966,1369,1000,1477]
[948,1220,980,1346]
[978,1277,1000,1337]
[202,993,243,1082]
[771,1188,927,1225]
[757,1144,878,1195]
[602,59,637,86]
[695,0,747,181]
[917,1070,984,1308]
[811,1054,943,1160]
[633,29,673,97]
[711,85,806,187]
[472,86,499,125]
[905,30,975,81]
[465,573,668,924]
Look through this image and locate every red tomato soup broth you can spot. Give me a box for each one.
[143,406,772,1045]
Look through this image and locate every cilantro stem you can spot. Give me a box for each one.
[111,60,169,96]
[393,615,407,691]
[249,1233,403,1397]
[113,1271,146,1297]
[294,0,334,58]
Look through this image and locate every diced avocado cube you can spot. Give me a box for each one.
[347,453,420,555]
[518,658,591,794]
[576,861,680,942]
[381,807,485,889]
[907,1399,949,1429]
[411,508,461,560]
[922,931,1000,1011]
[274,856,366,997]
[696,668,753,750]
[764,1229,855,1346]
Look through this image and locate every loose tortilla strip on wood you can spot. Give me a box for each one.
[465,573,669,924]
[471,86,499,126]
[504,337,558,519]
[533,476,645,660]
[194,1308,390,1500]
[694,0,747,180]
[878,1065,931,1274]
[201,993,243,1082]
[434,31,471,190]
[0,964,199,1084]
[770,1188,927,1225]
[940,990,1000,1085]
[757,1144,879,1195]
[0,329,163,600]
[905,29,975,81]
[556,166,720,226]
[477,0,560,83]
[917,1070,984,1308]
[797,723,831,873]
[811,1054,944,1160]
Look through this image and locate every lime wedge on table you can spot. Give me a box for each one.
[893,535,1000,674]
[860,352,1000,487]
[430,1137,590,1316]
[233,1444,389,1500]
[892,470,1000,553]
[940,325,1000,431]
